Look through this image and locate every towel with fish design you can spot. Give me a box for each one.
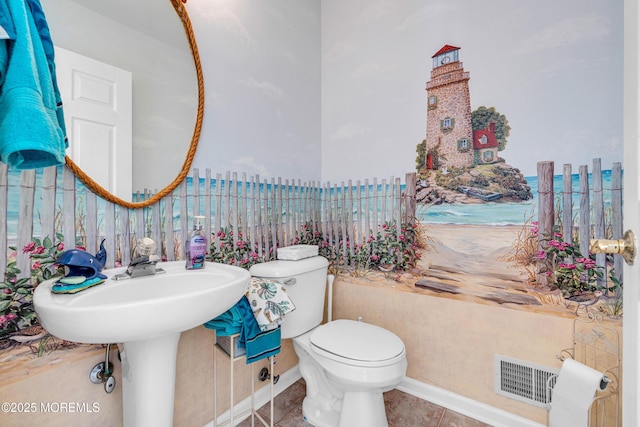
[245,278,295,331]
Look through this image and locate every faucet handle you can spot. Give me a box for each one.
[136,237,157,256]
[130,254,160,266]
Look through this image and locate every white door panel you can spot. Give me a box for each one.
[623,0,640,425]
[55,46,132,201]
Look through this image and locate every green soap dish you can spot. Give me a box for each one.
[59,276,87,285]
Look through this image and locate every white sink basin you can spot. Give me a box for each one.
[33,260,250,427]
[34,261,249,343]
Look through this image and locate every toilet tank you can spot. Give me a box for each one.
[249,256,329,339]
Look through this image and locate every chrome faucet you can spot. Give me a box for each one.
[113,238,165,280]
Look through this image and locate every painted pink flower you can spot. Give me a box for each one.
[530,221,539,235]
[57,243,64,251]
[32,261,42,270]
[22,242,36,253]
[549,240,571,250]
[536,251,546,260]
[576,257,596,269]
[32,246,45,255]
[558,262,576,270]
[0,313,17,327]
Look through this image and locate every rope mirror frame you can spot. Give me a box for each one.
[64,0,204,209]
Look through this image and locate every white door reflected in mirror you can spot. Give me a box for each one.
[55,47,133,201]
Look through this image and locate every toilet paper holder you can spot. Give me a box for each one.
[555,353,611,391]
[549,313,620,427]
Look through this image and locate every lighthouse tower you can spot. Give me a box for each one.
[425,45,474,170]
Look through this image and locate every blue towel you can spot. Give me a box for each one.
[243,326,281,365]
[26,0,67,145]
[0,0,66,170]
[203,304,243,336]
[0,0,15,40]
[205,296,281,364]
[0,0,13,96]
[235,296,281,364]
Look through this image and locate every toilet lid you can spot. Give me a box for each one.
[309,319,405,365]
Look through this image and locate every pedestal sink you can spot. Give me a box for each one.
[34,261,250,427]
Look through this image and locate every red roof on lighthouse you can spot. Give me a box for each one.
[432,45,460,58]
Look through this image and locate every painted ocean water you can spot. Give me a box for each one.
[418,170,616,225]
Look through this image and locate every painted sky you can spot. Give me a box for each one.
[187,0,623,182]
[321,0,624,180]
[187,0,322,181]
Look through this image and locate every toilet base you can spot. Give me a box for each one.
[302,391,389,427]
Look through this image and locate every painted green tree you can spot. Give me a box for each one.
[471,106,511,151]
[415,139,426,171]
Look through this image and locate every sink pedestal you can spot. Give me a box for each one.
[120,333,181,427]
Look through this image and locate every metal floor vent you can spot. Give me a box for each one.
[494,355,559,408]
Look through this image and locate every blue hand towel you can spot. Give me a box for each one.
[243,326,281,365]
[0,0,66,169]
[235,296,281,364]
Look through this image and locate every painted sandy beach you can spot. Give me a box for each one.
[412,223,571,316]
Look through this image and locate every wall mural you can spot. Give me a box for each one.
[0,0,624,372]
[410,43,622,317]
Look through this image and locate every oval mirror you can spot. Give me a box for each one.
[44,0,203,208]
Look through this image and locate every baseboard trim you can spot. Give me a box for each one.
[204,367,546,427]
[397,376,546,427]
[204,365,302,427]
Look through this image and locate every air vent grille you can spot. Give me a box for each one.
[494,355,558,408]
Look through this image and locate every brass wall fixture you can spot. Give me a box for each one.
[589,229,637,265]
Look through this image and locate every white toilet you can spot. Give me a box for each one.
[249,253,407,427]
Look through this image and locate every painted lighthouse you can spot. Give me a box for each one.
[425,45,474,170]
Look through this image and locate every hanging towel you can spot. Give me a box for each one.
[26,0,67,144]
[243,326,281,365]
[0,0,15,40]
[0,0,66,170]
[0,0,15,88]
[245,278,296,331]
[235,296,281,364]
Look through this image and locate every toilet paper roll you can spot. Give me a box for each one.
[549,358,608,427]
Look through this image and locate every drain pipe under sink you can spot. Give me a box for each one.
[327,274,335,322]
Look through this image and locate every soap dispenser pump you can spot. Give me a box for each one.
[185,216,207,270]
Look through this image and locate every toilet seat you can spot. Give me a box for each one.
[309,319,405,367]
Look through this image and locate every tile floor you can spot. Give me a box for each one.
[236,379,491,427]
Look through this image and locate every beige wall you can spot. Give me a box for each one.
[331,275,621,425]
[2,275,622,426]
[1,327,298,427]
